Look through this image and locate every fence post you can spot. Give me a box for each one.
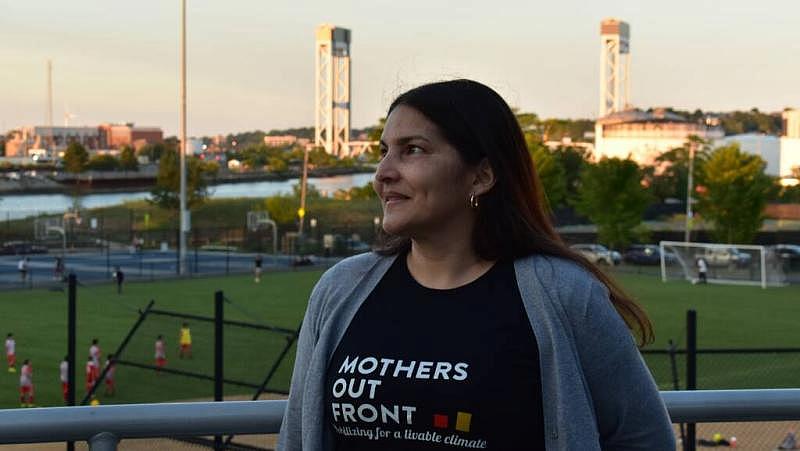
[686,310,697,451]
[214,291,224,451]
[105,232,110,276]
[88,432,119,451]
[67,273,77,451]
[225,230,230,275]
[668,339,686,449]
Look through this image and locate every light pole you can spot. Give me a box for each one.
[373,216,381,243]
[178,0,188,275]
[309,218,317,254]
[684,140,695,243]
[298,146,310,236]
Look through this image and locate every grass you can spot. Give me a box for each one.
[619,272,800,390]
[0,269,323,408]
[1,268,799,408]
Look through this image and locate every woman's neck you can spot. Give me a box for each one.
[406,238,495,290]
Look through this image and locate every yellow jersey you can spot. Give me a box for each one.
[180,327,192,345]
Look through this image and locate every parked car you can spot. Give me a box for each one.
[0,241,49,255]
[694,247,752,268]
[570,244,619,266]
[772,244,800,269]
[623,244,676,266]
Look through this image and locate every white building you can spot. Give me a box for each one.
[593,108,724,165]
[781,109,800,177]
[717,133,781,176]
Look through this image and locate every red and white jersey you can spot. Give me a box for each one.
[89,345,101,366]
[86,361,97,383]
[59,361,69,383]
[19,364,32,387]
[4,338,14,356]
[104,360,115,380]
[155,340,166,359]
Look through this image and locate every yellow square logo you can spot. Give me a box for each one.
[455,412,472,432]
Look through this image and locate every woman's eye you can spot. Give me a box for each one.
[407,145,424,154]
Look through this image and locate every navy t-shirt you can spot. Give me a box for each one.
[325,255,546,450]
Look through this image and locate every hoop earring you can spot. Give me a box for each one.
[469,193,479,209]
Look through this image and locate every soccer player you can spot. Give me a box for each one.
[113,266,125,294]
[254,254,263,283]
[179,323,192,359]
[85,355,98,394]
[19,359,33,407]
[89,338,101,373]
[103,354,116,396]
[59,356,69,403]
[5,333,16,373]
[155,335,167,372]
[17,257,28,283]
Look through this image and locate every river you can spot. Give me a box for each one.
[0,172,375,220]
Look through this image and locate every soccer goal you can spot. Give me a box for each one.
[659,241,787,288]
[246,211,277,254]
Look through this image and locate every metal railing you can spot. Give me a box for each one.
[2,390,800,450]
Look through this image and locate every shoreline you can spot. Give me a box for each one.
[0,166,375,196]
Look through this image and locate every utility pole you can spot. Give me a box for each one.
[178,0,188,275]
[684,140,695,242]
[298,147,309,236]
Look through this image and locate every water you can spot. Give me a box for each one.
[0,172,375,220]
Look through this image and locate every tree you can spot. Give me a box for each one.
[86,154,120,171]
[646,136,711,202]
[119,145,139,171]
[149,149,218,210]
[573,158,652,249]
[137,143,166,163]
[695,143,774,243]
[526,138,566,208]
[551,145,592,205]
[63,142,89,173]
[265,195,299,225]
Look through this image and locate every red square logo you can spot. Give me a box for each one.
[433,414,449,429]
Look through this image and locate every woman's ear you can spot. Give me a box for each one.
[472,158,496,196]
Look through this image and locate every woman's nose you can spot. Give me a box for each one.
[374,150,399,184]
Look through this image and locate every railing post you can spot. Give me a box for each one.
[67,273,77,451]
[88,432,119,451]
[686,310,697,451]
[214,291,224,451]
[668,339,686,449]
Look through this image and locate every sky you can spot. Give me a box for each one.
[1,0,798,137]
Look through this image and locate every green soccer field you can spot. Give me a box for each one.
[0,269,322,409]
[0,268,799,409]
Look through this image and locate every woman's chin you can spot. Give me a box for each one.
[380,219,408,237]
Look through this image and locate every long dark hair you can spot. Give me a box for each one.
[375,79,653,346]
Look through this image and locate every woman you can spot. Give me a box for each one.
[278,79,674,450]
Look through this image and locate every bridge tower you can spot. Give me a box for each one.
[599,18,631,117]
[315,24,351,157]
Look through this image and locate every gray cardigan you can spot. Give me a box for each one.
[277,252,675,450]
